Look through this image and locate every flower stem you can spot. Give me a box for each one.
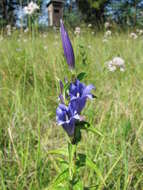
[68,142,77,189]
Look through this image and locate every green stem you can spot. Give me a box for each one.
[68,142,77,189]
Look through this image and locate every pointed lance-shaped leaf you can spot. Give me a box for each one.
[60,19,75,70]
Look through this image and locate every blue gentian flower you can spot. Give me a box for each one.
[69,79,95,114]
[57,20,95,138]
[60,19,75,69]
[56,103,80,136]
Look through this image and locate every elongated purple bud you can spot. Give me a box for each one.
[59,80,64,94]
[60,19,75,69]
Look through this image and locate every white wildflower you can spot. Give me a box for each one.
[24,1,39,15]
[136,29,143,35]
[74,27,81,35]
[104,22,110,29]
[24,28,29,33]
[106,57,125,72]
[104,30,112,38]
[139,30,143,35]
[112,57,125,67]
[140,11,143,17]
[129,32,138,39]
[120,67,125,72]
[108,62,116,72]
[6,25,11,36]
[88,23,92,28]
[6,25,11,30]
[102,38,108,43]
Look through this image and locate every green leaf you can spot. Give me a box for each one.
[46,149,67,156]
[76,153,86,168]
[83,123,103,137]
[49,169,69,189]
[86,126,103,137]
[77,72,87,81]
[86,157,106,186]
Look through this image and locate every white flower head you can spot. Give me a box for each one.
[108,65,116,72]
[74,27,81,35]
[102,38,108,43]
[104,30,112,38]
[104,22,110,29]
[139,30,143,35]
[6,24,11,36]
[112,57,125,67]
[129,32,138,39]
[106,57,125,72]
[24,28,29,33]
[140,11,143,17]
[6,25,11,30]
[24,1,39,15]
[136,29,143,35]
[120,67,125,72]
[88,23,92,28]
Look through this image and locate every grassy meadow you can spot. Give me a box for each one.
[0,28,143,190]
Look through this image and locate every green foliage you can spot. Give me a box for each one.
[87,0,108,9]
[77,72,87,81]
[105,0,143,27]
[77,0,109,23]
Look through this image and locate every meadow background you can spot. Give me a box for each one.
[0,28,143,189]
[0,0,143,190]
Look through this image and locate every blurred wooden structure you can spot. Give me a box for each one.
[47,0,65,26]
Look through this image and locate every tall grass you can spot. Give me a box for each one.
[0,29,143,189]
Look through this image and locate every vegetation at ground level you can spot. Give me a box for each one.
[0,28,143,189]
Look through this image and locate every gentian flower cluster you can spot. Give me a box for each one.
[56,20,95,137]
